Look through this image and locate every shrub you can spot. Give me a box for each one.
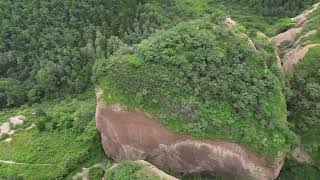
[0,78,26,109]
[104,161,143,180]
[35,117,47,132]
[278,156,320,180]
[73,108,95,133]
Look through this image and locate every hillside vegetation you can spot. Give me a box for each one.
[228,0,318,17]
[0,0,315,109]
[0,0,174,107]
[286,7,320,166]
[0,90,107,179]
[0,0,319,179]
[95,18,295,157]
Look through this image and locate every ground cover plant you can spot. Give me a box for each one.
[0,90,106,179]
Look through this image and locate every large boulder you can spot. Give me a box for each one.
[94,18,294,179]
[96,93,283,179]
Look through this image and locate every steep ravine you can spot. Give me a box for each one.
[96,90,283,180]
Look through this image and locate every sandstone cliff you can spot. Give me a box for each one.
[96,90,283,180]
[274,3,320,72]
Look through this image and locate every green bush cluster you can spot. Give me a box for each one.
[287,46,320,166]
[228,0,318,17]
[95,19,295,157]
[277,156,320,180]
[0,78,26,108]
[31,96,96,133]
[104,161,160,180]
[1,0,307,109]
[0,90,106,179]
[0,0,176,107]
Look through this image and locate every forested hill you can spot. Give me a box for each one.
[0,0,317,109]
[1,0,320,179]
[0,0,175,108]
[229,0,318,17]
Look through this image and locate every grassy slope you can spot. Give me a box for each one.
[0,90,107,179]
[0,131,81,179]
[95,19,295,157]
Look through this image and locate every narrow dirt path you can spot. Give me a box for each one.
[0,160,64,168]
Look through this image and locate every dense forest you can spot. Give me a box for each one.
[0,0,320,179]
[229,0,318,16]
[0,0,317,108]
[0,0,175,108]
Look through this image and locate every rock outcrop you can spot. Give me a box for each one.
[225,17,257,51]
[106,160,179,180]
[0,115,25,141]
[96,90,283,180]
[291,3,320,27]
[282,44,320,71]
[292,147,315,165]
[274,2,320,169]
[273,2,320,72]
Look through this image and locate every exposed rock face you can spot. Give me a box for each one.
[96,91,283,180]
[0,122,11,139]
[0,115,25,140]
[292,147,314,165]
[273,27,302,48]
[9,115,25,128]
[273,2,320,72]
[225,17,257,51]
[282,44,320,71]
[292,3,320,27]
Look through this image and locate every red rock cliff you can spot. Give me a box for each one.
[96,90,283,180]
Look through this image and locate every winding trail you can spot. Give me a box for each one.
[0,160,64,168]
